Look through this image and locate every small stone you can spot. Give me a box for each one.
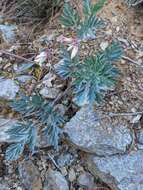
[44,169,69,190]
[42,73,56,87]
[0,182,10,190]
[0,78,19,100]
[57,153,74,167]
[40,87,59,99]
[100,41,109,50]
[0,24,17,43]
[68,168,76,182]
[77,172,94,188]
[61,167,68,176]
[18,160,42,190]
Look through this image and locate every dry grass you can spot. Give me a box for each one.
[0,0,63,23]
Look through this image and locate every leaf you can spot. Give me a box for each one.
[83,0,92,16]
[92,0,107,15]
[5,143,25,161]
[55,48,75,79]
[6,123,29,142]
[59,3,80,28]
[16,62,35,73]
[77,15,104,40]
[27,125,37,153]
[10,94,43,116]
[102,42,123,63]
[72,53,120,106]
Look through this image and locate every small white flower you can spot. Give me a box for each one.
[35,51,47,66]
[70,45,79,59]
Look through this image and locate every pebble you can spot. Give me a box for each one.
[68,168,76,182]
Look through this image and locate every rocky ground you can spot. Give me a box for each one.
[0,0,143,190]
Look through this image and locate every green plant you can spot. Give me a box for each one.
[56,0,123,106]
[5,0,123,161]
[6,94,65,160]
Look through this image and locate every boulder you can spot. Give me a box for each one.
[87,150,143,190]
[64,106,132,155]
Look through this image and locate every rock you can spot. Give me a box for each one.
[42,73,56,87]
[87,150,143,190]
[136,130,143,144]
[0,182,10,190]
[16,75,33,83]
[64,106,132,155]
[0,118,17,142]
[0,78,19,100]
[18,160,42,190]
[39,87,59,99]
[77,172,94,188]
[0,24,16,43]
[44,169,69,190]
[57,153,74,167]
[68,168,76,182]
[60,167,68,176]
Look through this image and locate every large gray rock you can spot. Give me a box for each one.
[87,150,143,190]
[44,169,69,190]
[64,106,132,155]
[0,78,19,100]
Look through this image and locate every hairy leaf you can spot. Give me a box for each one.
[6,122,37,160]
[59,3,80,28]
[92,0,107,14]
[77,15,104,40]
[5,143,25,161]
[72,43,123,106]
[55,48,76,79]
[83,0,106,16]
[102,42,123,63]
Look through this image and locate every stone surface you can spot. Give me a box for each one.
[68,168,76,182]
[87,150,143,190]
[0,24,16,43]
[77,172,94,188]
[0,78,19,100]
[57,153,74,167]
[136,130,143,144]
[44,169,69,190]
[40,87,59,99]
[64,106,132,155]
[18,160,42,190]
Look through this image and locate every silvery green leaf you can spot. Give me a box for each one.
[6,143,25,161]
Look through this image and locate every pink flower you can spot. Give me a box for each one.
[57,35,79,59]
